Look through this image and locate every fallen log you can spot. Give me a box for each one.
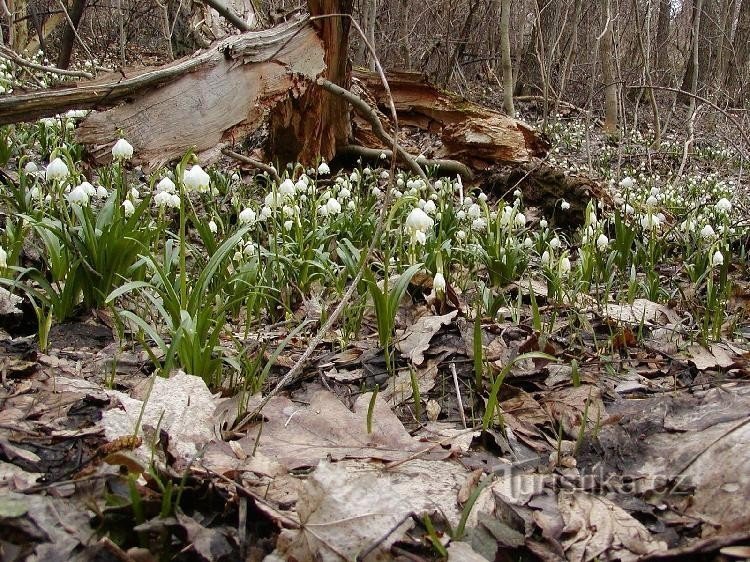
[352,70,550,169]
[77,18,327,168]
[0,10,547,173]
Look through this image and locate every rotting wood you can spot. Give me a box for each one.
[76,18,325,168]
[352,69,549,169]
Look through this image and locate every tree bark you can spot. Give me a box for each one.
[269,0,353,164]
[352,70,549,168]
[599,0,619,137]
[57,0,87,69]
[8,0,28,51]
[500,0,515,116]
[655,0,671,73]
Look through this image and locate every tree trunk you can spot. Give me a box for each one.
[8,0,28,51]
[500,0,515,116]
[364,0,377,71]
[599,0,619,137]
[679,0,705,102]
[269,0,353,164]
[726,0,750,104]
[655,0,671,73]
[398,0,410,69]
[444,0,481,85]
[57,0,88,69]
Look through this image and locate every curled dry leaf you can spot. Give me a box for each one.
[396,310,458,366]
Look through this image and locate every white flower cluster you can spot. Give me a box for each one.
[154,177,181,209]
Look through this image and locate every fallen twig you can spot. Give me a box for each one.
[337,144,473,180]
[222,148,280,181]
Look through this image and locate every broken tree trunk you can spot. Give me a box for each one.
[268,0,353,163]
[352,70,549,169]
[0,18,326,167]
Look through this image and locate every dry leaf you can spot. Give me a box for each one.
[102,371,219,464]
[598,299,680,326]
[396,310,457,365]
[240,390,450,470]
[559,490,667,562]
[265,461,418,561]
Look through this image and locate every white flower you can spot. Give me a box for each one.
[467,203,482,219]
[122,199,135,217]
[405,207,433,235]
[549,237,561,250]
[279,179,296,197]
[338,187,351,199]
[318,204,329,217]
[457,210,466,220]
[317,161,330,175]
[208,220,218,233]
[514,212,526,227]
[478,193,488,202]
[541,250,551,265]
[168,194,181,209]
[347,200,356,210]
[640,213,660,230]
[66,185,89,206]
[715,198,732,212]
[415,231,427,245]
[646,195,659,207]
[96,185,109,198]
[456,230,466,241]
[423,200,437,214]
[46,158,69,181]
[77,181,96,196]
[559,256,571,276]
[239,208,256,224]
[711,249,724,267]
[24,161,38,174]
[700,224,716,239]
[156,177,176,194]
[596,233,609,251]
[539,219,548,229]
[265,191,284,208]
[243,243,256,257]
[471,217,487,231]
[183,165,210,192]
[560,200,570,211]
[0,246,6,268]
[372,186,382,198]
[433,272,446,294]
[112,138,134,160]
[326,198,342,215]
[260,206,272,220]
[619,176,635,189]
[283,220,294,231]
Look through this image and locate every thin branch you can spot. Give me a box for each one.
[230,12,412,435]
[202,0,252,32]
[0,44,93,79]
[222,148,280,181]
[55,0,95,63]
[625,84,750,153]
[337,145,473,180]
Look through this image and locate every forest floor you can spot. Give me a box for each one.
[1,74,749,562]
